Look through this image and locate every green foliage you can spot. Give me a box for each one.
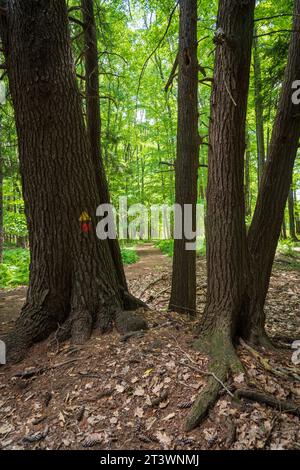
[121,247,139,265]
[156,239,206,257]
[155,239,173,257]
[0,248,30,288]
[277,239,298,258]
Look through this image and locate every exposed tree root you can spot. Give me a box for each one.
[185,330,243,431]
[240,339,300,382]
[235,389,300,417]
[186,331,300,431]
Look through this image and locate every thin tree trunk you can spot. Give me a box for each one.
[169,0,199,316]
[187,0,255,431]
[281,214,287,240]
[0,0,147,363]
[253,29,265,188]
[245,132,251,218]
[81,0,128,292]
[242,0,300,345]
[295,189,300,234]
[0,113,3,263]
[288,187,298,240]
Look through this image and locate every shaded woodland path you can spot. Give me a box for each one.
[0,244,171,336]
[125,243,171,281]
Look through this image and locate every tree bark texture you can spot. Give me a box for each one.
[169,0,199,316]
[253,30,265,188]
[198,0,255,340]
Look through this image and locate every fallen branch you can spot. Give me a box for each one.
[138,274,168,298]
[13,359,78,379]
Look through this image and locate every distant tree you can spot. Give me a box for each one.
[253,29,266,187]
[81,0,128,290]
[0,114,3,263]
[288,187,298,241]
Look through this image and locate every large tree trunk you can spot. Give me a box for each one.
[169,0,199,316]
[241,0,300,345]
[253,29,265,188]
[81,0,128,292]
[288,187,298,241]
[187,0,255,431]
[0,0,147,363]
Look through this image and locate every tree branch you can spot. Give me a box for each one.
[137,0,179,98]
[165,52,179,92]
[69,16,85,28]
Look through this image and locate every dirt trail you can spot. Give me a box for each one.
[0,244,170,335]
[125,243,170,281]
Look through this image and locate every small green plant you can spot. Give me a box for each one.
[156,239,206,257]
[155,240,174,257]
[276,239,300,271]
[0,248,30,288]
[121,247,139,265]
[277,239,297,257]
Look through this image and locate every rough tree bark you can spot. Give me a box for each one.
[169,0,199,316]
[241,0,300,346]
[81,0,128,291]
[253,29,265,188]
[0,0,147,363]
[186,0,255,431]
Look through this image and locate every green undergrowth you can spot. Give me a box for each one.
[276,240,300,271]
[155,239,206,257]
[0,247,30,289]
[0,245,139,289]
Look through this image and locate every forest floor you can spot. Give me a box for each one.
[0,244,300,450]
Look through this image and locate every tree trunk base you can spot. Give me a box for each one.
[3,294,148,364]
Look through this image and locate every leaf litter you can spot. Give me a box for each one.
[0,257,300,450]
